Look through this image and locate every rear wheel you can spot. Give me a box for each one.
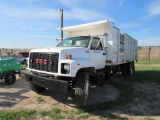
[30,83,46,93]
[126,62,134,76]
[121,64,127,76]
[105,67,110,80]
[5,72,16,85]
[75,71,89,107]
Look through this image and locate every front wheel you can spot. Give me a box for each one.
[75,71,89,107]
[30,83,46,93]
[5,72,16,85]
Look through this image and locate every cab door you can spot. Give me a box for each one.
[89,37,106,69]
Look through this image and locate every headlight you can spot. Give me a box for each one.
[64,64,70,71]
[61,63,70,74]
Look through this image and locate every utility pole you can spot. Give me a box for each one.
[14,40,15,54]
[59,8,63,40]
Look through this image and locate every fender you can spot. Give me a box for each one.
[60,58,96,77]
[2,70,15,78]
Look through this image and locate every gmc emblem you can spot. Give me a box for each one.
[35,59,47,65]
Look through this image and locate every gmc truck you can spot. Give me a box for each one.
[21,20,138,107]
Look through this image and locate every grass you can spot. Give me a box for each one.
[1,61,160,119]
[67,109,92,119]
[0,108,64,120]
[136,61,160,65]
[139,116,154,120]
[130,61,160,83]
[0,110,36,120]
[20,63,26,69]
[39,108,64,120]
[82,80,134,112]
[37,97,45,102]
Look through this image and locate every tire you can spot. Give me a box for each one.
[30,83,46,93]
[5,72,16,85]
[97,73,105,86]
[133,62,135,72]
[126,62,134,76]
[121,64,127,76]
[90,75,97,84]
[105,67,110,80]
[75,71,89,107]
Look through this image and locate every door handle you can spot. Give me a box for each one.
[103,53,106,55]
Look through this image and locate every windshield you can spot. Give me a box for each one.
[57,36,90,47]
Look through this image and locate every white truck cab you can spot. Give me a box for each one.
[21,20,138,107]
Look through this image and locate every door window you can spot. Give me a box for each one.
[90,38,103,50]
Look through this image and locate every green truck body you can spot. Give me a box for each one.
[0,58,21,85]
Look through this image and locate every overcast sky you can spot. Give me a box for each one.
[0,0,160,48]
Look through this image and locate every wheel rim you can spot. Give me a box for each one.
[84,74,89,106]
[8,75,13,83]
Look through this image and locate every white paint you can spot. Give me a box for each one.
[28,20,138,77]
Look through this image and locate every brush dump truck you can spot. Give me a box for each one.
[20,20,138,106]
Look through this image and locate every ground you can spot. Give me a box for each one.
[0,62,160,120]
[114,82,160,120]
[0,75,119,111]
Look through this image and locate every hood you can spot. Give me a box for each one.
[30,47,90,60]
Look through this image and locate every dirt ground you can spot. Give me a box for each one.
[0,75,120,111]
[116,82,160,118]
[1,74,160,119]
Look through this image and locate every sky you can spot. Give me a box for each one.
[0,0,160,48]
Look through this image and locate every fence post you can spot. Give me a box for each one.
[149,46,151,61]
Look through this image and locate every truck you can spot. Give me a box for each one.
[0,58,21,85]
[20,20,138,107]
[15,52,29,64]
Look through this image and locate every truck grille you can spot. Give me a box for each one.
[29,53,59,73]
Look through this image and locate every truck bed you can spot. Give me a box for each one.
[63,20,138,65]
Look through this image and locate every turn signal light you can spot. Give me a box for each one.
[67,54,72,59]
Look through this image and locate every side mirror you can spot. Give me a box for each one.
[103,33,109,48]
[56,38,62,46]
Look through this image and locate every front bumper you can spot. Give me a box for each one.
[20,70,69,93]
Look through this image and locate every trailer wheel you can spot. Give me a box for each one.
[75,71,89,107]
[5,72,16,85]
[126,62,133,76]
[121,64,126,76]
[30,83,46,93]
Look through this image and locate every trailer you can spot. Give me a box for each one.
[0,58,21,85]
[21,20,138,107]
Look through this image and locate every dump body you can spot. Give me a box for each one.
[63,20,138,65]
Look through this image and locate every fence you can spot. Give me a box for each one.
[1,47,160,61]
[138,46,160,61]
[0,48,31,55]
